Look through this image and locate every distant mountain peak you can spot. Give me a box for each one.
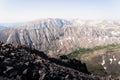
[16,18,72,29]
[0,19,120,56]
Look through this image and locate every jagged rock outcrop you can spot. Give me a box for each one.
[0,19,120,56]
[0,41,99,80]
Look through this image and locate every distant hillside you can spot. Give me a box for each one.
[67,44,120,78]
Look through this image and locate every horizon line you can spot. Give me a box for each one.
[0,18,120,24]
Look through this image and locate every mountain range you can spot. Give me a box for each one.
[0,18,120,56]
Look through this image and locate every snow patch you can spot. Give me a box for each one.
[98,37,102,41]
[7,34,12,42]
[101,56,105,65]
[104,67,107,70]
[20,29,23,32]
[109,58,113,64]
[118,61,120,65]
[113,56,117,61]
[88,39,92,43]
[111,31,120,36]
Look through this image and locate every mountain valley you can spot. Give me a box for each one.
[0,18,120,79]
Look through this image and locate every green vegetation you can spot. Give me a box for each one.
[67,44,120,58]
[86,63,107,76]
[67,44,120,76]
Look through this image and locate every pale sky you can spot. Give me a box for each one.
[0,0,120,23]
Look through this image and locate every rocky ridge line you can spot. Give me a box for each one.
[0,41,99,80]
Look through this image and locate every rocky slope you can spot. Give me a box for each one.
[0,41,99,80]
[0,19,120,56]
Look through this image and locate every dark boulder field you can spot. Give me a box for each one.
[0,41,99,80]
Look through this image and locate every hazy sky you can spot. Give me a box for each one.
[0,0,120,23]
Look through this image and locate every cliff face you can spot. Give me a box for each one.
[0,41,99,80]
[0,19,120,56]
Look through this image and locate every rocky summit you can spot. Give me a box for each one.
[0,41,99,80]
